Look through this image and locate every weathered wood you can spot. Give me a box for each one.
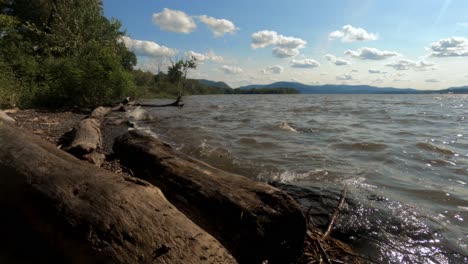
[90,106,112,119]
[0,121,236,264]
[114,131,306,264]
[67,118,102,156]
[0,110,15,124]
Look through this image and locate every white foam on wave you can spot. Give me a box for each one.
[126,106,152,121]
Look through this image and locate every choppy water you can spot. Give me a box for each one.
[140,94,468,263]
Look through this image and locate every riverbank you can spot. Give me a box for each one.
[1,107,364,263]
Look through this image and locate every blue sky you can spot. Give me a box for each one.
[103,0,468,89]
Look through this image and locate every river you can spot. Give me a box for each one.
[136,94,467,263]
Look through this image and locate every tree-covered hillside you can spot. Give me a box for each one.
[0,0,139,108]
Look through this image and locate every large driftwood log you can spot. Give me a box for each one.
[114,131,306,264]
[0,121,236,264]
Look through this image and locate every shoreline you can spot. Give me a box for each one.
[1,107,363,263]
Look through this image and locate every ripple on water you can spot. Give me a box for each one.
[332,142,388,152]
[415,142,457,156]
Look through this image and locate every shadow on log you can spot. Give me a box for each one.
[113,131,306,264]
[0,121,236,263]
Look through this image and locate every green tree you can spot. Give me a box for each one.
[0,0,137,108]
[167,56,197,95]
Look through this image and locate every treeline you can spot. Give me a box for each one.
[0,0,297,109]
[0,0,140,108]
[226,87,298,94]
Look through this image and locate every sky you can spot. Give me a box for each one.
[103,0,468,89]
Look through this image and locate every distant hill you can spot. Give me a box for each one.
[239,82,425,94]
[196,79,231,89]
[438,86,468,94]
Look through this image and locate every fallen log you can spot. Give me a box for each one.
[90,106,112,119]
[114,131,306,264]
[136,95,184,108]
[0,110,15,124]
[66,117,105,167]
[0,121,236,264]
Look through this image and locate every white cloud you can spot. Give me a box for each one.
[372,78,384,83]
[120,36,178,57]
[185,50,224,63]
[368,69,387,74]
[345,47,399,60]
[425,78,440,83]
[429,37,468,57]
[220,65,243,74]
[290,59,320,68]
[273,47,300,58]
[325,54,351,66]
[329,25,378,42]
[351,69,359,72]
[336,73,353,80]
[262,65,284,74]
[152,8,196,33]
[251,30,306,58]
[385,59,434,71]
[198,15,238,37]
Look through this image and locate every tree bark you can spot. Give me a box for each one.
[114,131,306,264]
[0,122,236,264]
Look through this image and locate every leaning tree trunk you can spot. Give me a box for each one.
[114,131,306,264]
[0,121,235,264]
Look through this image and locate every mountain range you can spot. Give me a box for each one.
[196,79,468,94]
[237,81,468,94]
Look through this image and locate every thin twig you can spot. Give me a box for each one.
[317,239,332,264]
[323,186,347,240]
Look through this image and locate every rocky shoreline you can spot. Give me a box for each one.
[0,107,363,264]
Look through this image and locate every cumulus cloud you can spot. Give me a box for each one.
[120,36,178,57]
[429,37,468,57]
[425,78,440,83]
[198,15,238,37]
[336,73,353,80]
[345,47,399,60]
[329,25,377,42]
[325,54,351,66]
[385,59,434,71]
[262,65,284,74]
[290,59,320,68]
[185,50,223,63]
[372,78,384,83]
[220,65,243,74]
[251,30,306,58]
[368,69,387,74]
[152,8,196,33]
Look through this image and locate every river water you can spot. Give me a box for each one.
[138,94,467,263]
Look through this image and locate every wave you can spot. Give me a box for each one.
[332,142,388,152]
[415,142,456,156]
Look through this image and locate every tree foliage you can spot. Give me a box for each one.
[167,57,197,95]
[0,0,138,108]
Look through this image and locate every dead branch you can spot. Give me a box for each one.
[323,186,348,240]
